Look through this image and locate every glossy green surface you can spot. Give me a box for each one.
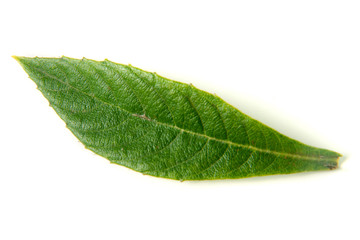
[15,56,341,181]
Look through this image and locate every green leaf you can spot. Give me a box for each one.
[14,56,341,181]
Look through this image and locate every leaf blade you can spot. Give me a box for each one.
[14,56,341,180]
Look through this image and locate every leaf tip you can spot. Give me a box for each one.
[12,55,31,66]
[12,56,29,68]
[12,55,21,62]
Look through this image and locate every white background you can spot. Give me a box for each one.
[1,1,359,239]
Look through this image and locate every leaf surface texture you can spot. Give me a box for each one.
[15,56,341,180]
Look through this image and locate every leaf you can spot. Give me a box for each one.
[14,56,341,181]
